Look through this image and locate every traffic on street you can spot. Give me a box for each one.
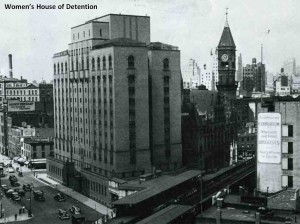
[0,154,103,224]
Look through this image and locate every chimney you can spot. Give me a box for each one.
[8,54,13,78]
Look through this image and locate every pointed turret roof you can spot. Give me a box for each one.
[218,12,235,48]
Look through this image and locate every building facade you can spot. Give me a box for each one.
[48,14,182,206]
[257,97,300,193]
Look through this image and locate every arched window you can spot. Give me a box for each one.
[54,64,56,74]
[82,58,84,70]
[65,62,67,73]
[97,57,100,70]
[128,55,134,68]
[108,56,112,69]
[92,58,95,71]
[76,59,78,71]
[57,63,60,74]
[61,63,64,74]
[86,57,89,70]
[163,58,169,70]
[71,60,74,71]
[102,56,106,70]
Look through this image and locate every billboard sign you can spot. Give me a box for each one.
[7,100,35,112]
[257,113,281,164]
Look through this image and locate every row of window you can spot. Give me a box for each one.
[6,89,38,95]
[88,179,107,196]
[53,56,170,74]
[72,28,102,41]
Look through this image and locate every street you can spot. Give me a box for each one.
[0,155,103,224]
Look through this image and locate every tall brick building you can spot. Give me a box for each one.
[48,14,182,206]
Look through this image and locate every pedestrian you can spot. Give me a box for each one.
[22,206,25,213]
[19,208,21,215]
[15,214,17,221]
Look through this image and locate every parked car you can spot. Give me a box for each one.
[5,189,14,197]
[69,206,81,214]
[12,192,21,201]
[54,193,66,202]
[14,188,25,196]
[33,190,45,201]
[11,182,20,187]
[9,175,18,182]
[1,185,9,192]
[23,184,32,191]
[6,167,14,173]
[58,209,70,220]
[257,207,274,217]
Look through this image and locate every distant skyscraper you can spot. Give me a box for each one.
[200,63,214,90]
[209,48,218,90]
[237,53,243,82]
[283,58,296,77]
[182,59,201,88]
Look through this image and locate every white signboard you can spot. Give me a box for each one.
[257,113,281,164]
[8,100,35,112]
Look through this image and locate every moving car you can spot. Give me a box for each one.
[14,188,25,196]
[69,206,81,215]
[33,189,45,201]
[23,184,32,191]
[12,192,21,201]
[257,207,274,217]
[54,193,66,202]
[58,209,70,220]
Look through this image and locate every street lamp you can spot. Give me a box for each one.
[28,183,34,217]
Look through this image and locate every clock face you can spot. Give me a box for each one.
[221,54,229,62]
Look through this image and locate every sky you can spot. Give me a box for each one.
[0,0,299,82]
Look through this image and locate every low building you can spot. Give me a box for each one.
[237,123,256,160]
[274,68,290,96]
[22,136,54,169]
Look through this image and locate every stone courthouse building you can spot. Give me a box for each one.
[48,14,182,206]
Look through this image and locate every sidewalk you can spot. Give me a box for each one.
[0,213,32,223]
[36,173,113,215]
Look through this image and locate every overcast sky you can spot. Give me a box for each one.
[0,0,299,82]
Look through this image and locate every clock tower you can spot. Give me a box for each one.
[216,10,237,101]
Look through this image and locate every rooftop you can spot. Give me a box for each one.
[113,170,201,205]
[93,38,146,50]
[136,205,192,224]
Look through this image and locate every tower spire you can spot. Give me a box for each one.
[225,7,229,27]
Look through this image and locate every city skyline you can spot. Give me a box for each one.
[0,0,300,82]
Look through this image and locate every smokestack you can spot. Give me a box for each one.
[8,54,13,78]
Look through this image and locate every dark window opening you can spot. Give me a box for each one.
[163,58,169,70]
[128,55,134,68]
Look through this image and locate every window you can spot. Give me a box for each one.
[288,142,293,154]
[288,158,293,170]
[100,29,102,37]
[128,55,134,68]
[283,175,293,188]
[282,158,293,170]
[163,58,169,70]
[92,58,95,71]
[61,63,64,74]
[57,64,60,74]
[97,57,100,70]
[288,125,293,137]
[108,56,112,69]
[102,56,106,70]
[54,64,56,74]
[63,62,67,74]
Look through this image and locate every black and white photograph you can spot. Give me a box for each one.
[0,0,299,223]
